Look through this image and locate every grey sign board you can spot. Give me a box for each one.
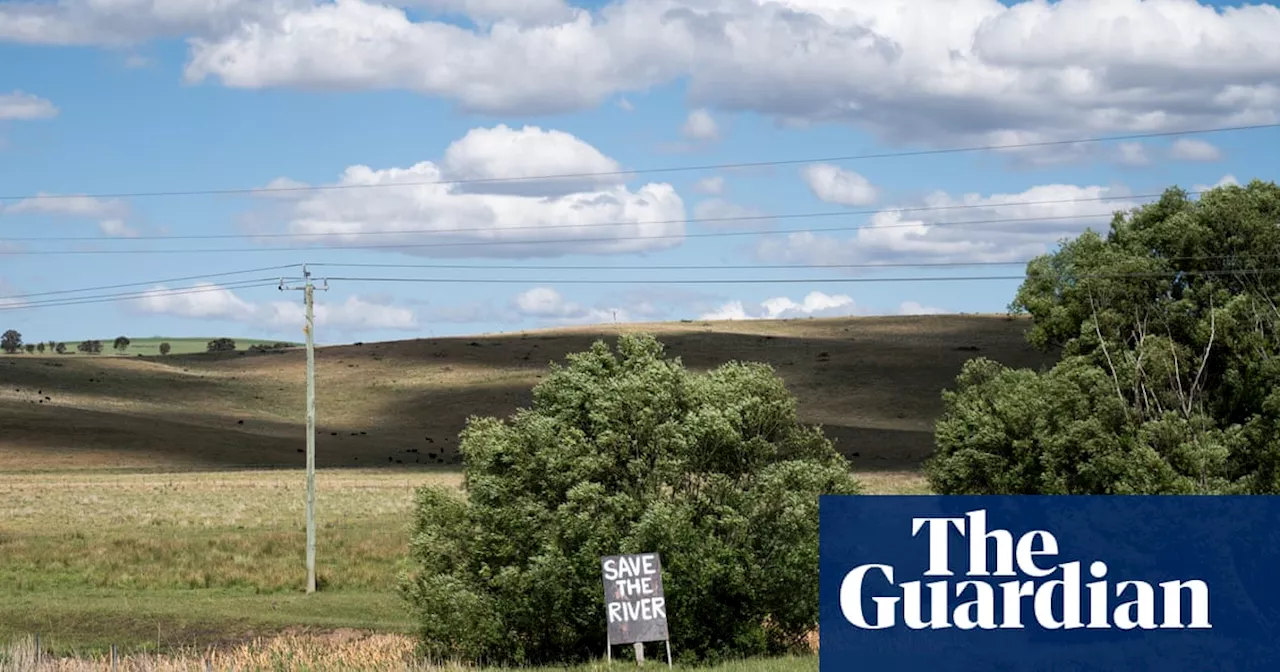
[601,553,669,645]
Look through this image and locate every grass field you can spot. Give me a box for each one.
[0,315,1055,663]
[19,337,304,356]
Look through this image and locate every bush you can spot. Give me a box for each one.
[159,342,171,356]
[927,181,1280,495]
[23,344,34,354]
[1,329,21,354]
[207,338,236,352]
[401,334,859,666]
[54,342,66,354]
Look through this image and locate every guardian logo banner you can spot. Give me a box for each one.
[819,496,1280,671]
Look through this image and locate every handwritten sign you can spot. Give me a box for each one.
[602,553,669,645]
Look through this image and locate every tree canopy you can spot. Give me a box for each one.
[1,329,22,354]
[928,180,1280,495]
[401,334,859,666]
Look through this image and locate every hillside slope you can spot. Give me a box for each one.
[0,315,1056,474]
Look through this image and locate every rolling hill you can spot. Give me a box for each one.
[0,314,1056,475]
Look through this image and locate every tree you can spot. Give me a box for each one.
[401,334,860,666]
[207,338,236,352]
[24,344,34,354]
[927,180,1280,495]
[113,336,130,353]
[159,342,171,356]
[77,340,102,354]
[36,342,45,353]
[1,330,21,354]
[54,342,66,354]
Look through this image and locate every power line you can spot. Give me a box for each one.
[317,267,1280,286]
[0,211,1127,256]
[0,264,302,301]
[306,252,1280,273]
[1,192,1164,243]
[1,123,1274,203]
[0,279,285,310]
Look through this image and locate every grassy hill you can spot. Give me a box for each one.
[0,314,1057,656]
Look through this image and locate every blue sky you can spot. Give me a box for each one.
[1,0,1276,344]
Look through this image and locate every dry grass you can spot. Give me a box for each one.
[1,632,816,671]
[0,315,1053,656]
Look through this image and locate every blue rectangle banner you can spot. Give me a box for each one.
[819,496,1280,671]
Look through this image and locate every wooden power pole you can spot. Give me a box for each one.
[281,266,328,593]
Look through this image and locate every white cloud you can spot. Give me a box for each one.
[266,124,685,258]
[693,176,725,195]
[98,219,140,238]
[131,282,418,331]
[511,287,628,324]
[160,0,1280,148]
[404,0,575,26]
[1169,138,1224,162]
[897,301,949,315]
[616,97,635,112]
[757,182,1140,265]
[681,108,719,142]
[1193,174,1240,192]
[0,278,27,310]
[5,193,129,218]
[692,198,767,230]
[1114,142,1150,166]
[0,0,309,46]
[802,164,878,206]
[700,291,858,321]
[441,124,623,196]
[0,91,58,120]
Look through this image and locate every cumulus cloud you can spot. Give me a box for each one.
[681,108,719,142]
[802,164,878,206]
[0,278,27,309]
[152,0,1280,148]
[405,0,576,26]
[98,219,140,238]
[0,91,58,120]
[692,198,767,230]
[4,193,128,218]
[0,0,309,46]
[757,182,1140,265]
[1193,174,1240,192]
[511,287,629,324]
[1169,138,1224,162]
[441,124,623,196]
[897,301,949,315]
[264,124,685,258]
[1113,142,1151,166]
[693,176,725,195]
[700,291,858,321]
[131,282,418,331]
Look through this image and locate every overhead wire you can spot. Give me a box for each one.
[0,279,288,311]
[0,211,1131,256]
[0,122,1275,203]
[0,264,303,301]
[2,192,1164,243]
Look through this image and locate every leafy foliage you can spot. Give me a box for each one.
[207,338,236,352]
[36,342,45,353]
[928,180,1280,495]
[159,342,171,356]
[113,336,131,353]
[77,340,103,354]
[54,342,66,354]
[23,344,34,354]
[1,329,21,354]
[401,334,859,666]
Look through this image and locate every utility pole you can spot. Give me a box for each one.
[281,266,328,593]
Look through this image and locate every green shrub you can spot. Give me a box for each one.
[401,333,859,665]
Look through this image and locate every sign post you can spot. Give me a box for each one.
[601,553,673,667]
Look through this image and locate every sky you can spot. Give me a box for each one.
[0,0,1277,345]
